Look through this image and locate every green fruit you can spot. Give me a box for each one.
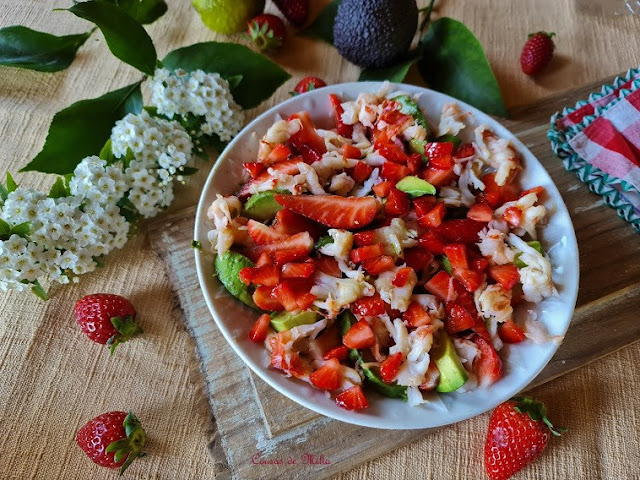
[435,134,462,149]
[270,311,320,332]
[432,331,468,393]
[333,0,418,69]
[393,95,431,137]
[395,176,436,197]
[243,190,287,222]
[192,0,265,34]
[214,251,256,308]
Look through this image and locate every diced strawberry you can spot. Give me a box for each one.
[350,244,384,263]
[403,247,433,273]
[418,230,446,255]
[272,280,314,311]
[403,301,431,328]
[471,334,503,386]
[407,153,422,175]
[256,231,313,258]
[315,255,342,277]
[352,293,387,317]
[238,158,301,197]
[273,247,310,265]
[253,286,284,311]
[381,162,410,182]
[323,345,349,362]
[467,203,493,222]
[265,143,292,166]
[243,162,264,179]
[380,352,403,383]
[310,357,341,390]
[420,165,456,187]
[425,271,453,301]
[413,195,438,217]
[342,144,362,160]
[335,385,368,410]
[488,264,520,290]
[498,319,526,344]
[273,209,324,239]
[418,203,446,228]
[443,244,469,270]
[452,143,475,159]
[520,185,545,198]
[247,220,287,245]
[385,188,411,216]
[372,180,393,197]
[298,292,317,310]
[281,261,315,279]
[361,255,395,275]
[392,266,414,287]
[502,206,522,227]
[482,173,519,208]
[435,219,485,245]
[329,94,353,138]
[269,335,307,378]
[249,263,280,287]
[249,314,272,343]
[471,257,490,273]
[377,108,413,139]
[287,111,327,157]
[351,161,373,183]
[425,142,454,169]
[354,230,376,247]
[255,252,272,267]
[274,194,377,229]
[296,144,323,163]
[376,141,409,164]
[343,320,375,349]
[239,267,253,285]
[453,268,483,292]
[444,303,476,334]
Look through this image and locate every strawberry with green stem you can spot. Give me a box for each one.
[247,14,287,54]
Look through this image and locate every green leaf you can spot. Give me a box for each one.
[100,0,168,24]
[226,74,243,89]
[359,56,418,83]
[48,176,72,198]
[10,221,32,239]
[162,42,290,109]
[22,81,142,174]
[31,279,49,301]
[65,1,157,75]
[0,219,10,237]
[0,182,7,202]
[0,26,92,72]
[99,138,115,163]
[300,0,341,44]
[418,18,507,117]
[6,173,17,192]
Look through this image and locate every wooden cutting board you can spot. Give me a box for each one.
[147,76,640,480]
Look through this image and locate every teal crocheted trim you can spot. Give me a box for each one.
[548,67,640,233]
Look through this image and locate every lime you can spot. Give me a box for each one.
[192,0,265,35]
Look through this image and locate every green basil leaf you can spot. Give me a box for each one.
[48,176,72,198]
[65,1,157,75]
[0,26,92,72]
[162,42,290,109]
[6,173,17,192]
[22,81,142,174]
[359,56,417,83]
[100,0,168,24]
[418,18,507,117]
[300,0,341,44]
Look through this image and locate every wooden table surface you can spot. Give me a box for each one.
[1,1,639,479]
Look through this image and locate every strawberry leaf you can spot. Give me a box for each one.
[300,0,341,44]
[359,55,418,83]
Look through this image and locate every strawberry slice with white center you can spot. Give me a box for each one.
[254,231,314,256]
[310,357,341,390]
[238,157,302,197]
[247,220,287,245]
[335,385,369,410]
[274,194,377,229]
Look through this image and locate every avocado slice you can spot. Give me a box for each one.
[339,311,408,400]
[242,189,288,222]
[395,176,436,197]
[435,134,462,149]
[392,95,431,138]
[514,241,544,268]
[408,138,427,156]
[214,251,256,309]
[270,311,321,332]
[431,331,468,393]
[440,255,452,274]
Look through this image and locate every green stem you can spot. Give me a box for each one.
[419,0,437,38]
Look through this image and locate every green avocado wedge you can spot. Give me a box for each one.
[395,176,436,197]
[514,241,545,268]
[392,95,431,139]
[431,331,468,393]
[214,251,256,309]
[270,311,321,332]
[435,134,462,148]
[242,189,288,221]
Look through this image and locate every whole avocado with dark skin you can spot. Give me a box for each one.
[333,0,418,69]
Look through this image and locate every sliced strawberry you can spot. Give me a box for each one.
[329,94,353,138]
[350,244,384,263]
[377,108,413,139]
[435,219,485,245]
[403,301,431,328]
[471,257,490,273]
[425,142,454,169]
[265,143,292,166]
[467,203,493,222]
[380,352,403,383]
[256,232,314,265]
[381,162,410,182]
[472,334,503,386]
[520,185,545,198]
[502,206,523,227]
[361,255,395,275]
[269,335,307,378]
[443,244,469,270]
[273,209,324,239]
[323,345,349,362]
[354,230,376,247]
[482,173,519,208]
[453,143,475,159]
[392,267,414,287]
[498,319,526,344]
[413,195,438,217]
[425,271,453,301]
[343,320,375,349]
[403,247,433,273]
[421,165,456,187]
[488,264,520,290]
[315,255,342,277]
[376,141,409,164]
[444,303,476,334]
[247,220,287,245]
[274,194,377,229]
[335,385,368,410]
[249,314,272,343]
[352,293,386,317]
[342,144,362,160]
[238,158,301,197]
[454,268,483,292]
[239,267,253,286]
[243,162,264,179]
[287,111,327,158]
[385,188,411,216]
[253,286,284,311]
[407,153,422,175]
[281,261,315,279]
[249,264,280,287]
[351,161,373,183]
[310,357,341,390]
[418,202,446,228]
[272,280,314,311]
[372,180,393,197]
[418,230,446,255]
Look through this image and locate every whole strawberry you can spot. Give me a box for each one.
[294,76,327,95]
[77,411,146,475]
[75,293,142,355]
[273,0,309,26]
[520,32,555,76]
[248,14,287,54]
[485,396,566,480]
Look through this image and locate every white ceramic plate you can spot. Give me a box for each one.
[194,82,579,430]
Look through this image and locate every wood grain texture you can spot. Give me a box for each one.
[147,77,640,478]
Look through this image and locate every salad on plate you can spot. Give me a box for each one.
[205,85,557,411]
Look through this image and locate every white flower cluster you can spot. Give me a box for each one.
[149,68,244,142]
